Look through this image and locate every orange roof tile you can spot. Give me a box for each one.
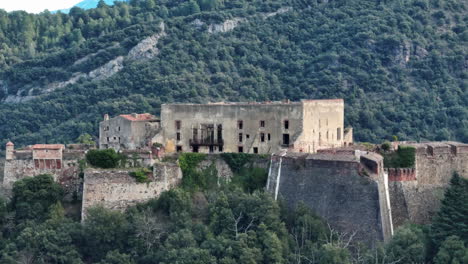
[6,141,14,146]
[32,144,65,150]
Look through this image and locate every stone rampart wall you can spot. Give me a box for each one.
[81,162,182,219]
[267,153,390,246]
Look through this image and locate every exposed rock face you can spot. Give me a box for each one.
[88,56,124,80]
[1,23,167,103]
[128,22,166,60]
[193,7,292,34]
[208,18,247,33]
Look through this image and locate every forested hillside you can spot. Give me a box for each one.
[0,0,466,147]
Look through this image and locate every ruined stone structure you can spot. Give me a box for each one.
[266,150,393,245]
[100,99,353,154]
[99,113,160,151]
[159,99,353,154]
[3,142,88,200]
[82,162,182,219]
[388,142,468,227]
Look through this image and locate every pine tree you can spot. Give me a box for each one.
[434,236,468,264]
[431,173,468,250]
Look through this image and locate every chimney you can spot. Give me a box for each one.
[6,141,14,160]
[132,113,138,118]
[104,114,109,121]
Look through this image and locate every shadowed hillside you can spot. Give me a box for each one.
[0,0,466,147]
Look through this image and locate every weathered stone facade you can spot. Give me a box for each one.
[160,99,352,154]
[266,150,393,245]
[3,142,88,200]
[99,113,160,151]
[388,142,468,227]
[81,161,182,219]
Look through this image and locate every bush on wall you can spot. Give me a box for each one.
[86,149,121,168]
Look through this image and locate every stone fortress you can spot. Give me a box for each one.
[100,99,353,154]
[3,99,468,244]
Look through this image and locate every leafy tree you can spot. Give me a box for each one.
[76,133,94,145]
[385,224,427,264]
[434,236,468,264]
[86,149,121,168]
[98,250,135,264]
[12,174,64,222]
[81,206,130,262]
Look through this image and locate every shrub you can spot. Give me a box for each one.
[220,153,255,173]
[86,149,121,168]
[130,168,151,183]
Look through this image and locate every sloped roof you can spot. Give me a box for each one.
[6,141,14,146]
[119,113,157,121]
[32,144,65,150]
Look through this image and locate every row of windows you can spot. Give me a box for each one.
[175,120,290,130]
[238,132,271,143]
[238,120,289,130]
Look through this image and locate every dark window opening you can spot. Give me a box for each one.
[176,132,181,141]
[260,133,265,142]
[175,120,181,130]
[260,120,265,127]
[284,120,289,129]
[209,146,214,153]
[238,146,244,153]
[219,145,223,152]
[106,126,109,131]
[283,134,290,145]
[239,133,243,143]
[176,146,183,152]
[238,120,243,130]
[268,133,271,141]
[253,147,258,154]
[246,134,250,139]
[193,146,199,153]
[107,137,109,142]
[217,124,223,141]
[118,126,120,131]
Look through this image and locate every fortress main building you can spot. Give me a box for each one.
[100,99,353,154]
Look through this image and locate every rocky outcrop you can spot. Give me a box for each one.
[193,7,292,34]
[2,23,167,104]
[127,22,166,60]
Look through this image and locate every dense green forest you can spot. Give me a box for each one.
[0,169,466,263]
[0,0,467,148]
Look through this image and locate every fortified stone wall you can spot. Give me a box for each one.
[388,142,468,228]
[3,148,85,200]
[267,152,392,246]
[81,162,182,219]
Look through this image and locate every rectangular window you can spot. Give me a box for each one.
[107,137,109,142]
[238,146,244,153]
[219,145,223,152]
[238,120,243,130]
[246,134,250,139]
[337,128,341,140]
[239,133,243,143]
[283,134,290,145]
[175,120,181,130]
[253,147,258,154]
[176,132,181,141]
[260,120,265,127]
[284,120,289,129]
[268,133,271,141]
[260,133,265,142]
[118,126,120,131]
[176,146,183,152]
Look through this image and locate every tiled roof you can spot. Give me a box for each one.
[6,141,14,146]
[32,144,65,150]
[119,113,157,121]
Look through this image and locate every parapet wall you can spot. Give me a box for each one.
[386,168,416,182]
[81,162,182,219]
